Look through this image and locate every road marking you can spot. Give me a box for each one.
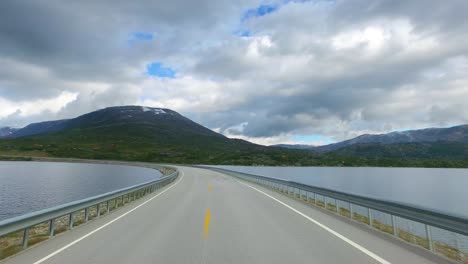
[32,172,184,264]
[237,180,391,264]
[208,185,213,191]
[203,208,211,239]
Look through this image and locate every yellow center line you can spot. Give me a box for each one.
[208,185,212,191]
[203,208,211,240]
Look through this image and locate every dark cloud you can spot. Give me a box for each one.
[1,0,467,144]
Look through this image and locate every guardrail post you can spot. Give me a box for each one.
[347,202,351,218]
[107,201,110,214]
[85,208,89,222]
[49,219,55,237]
[22,228,29,249]
[350,204,354,219]
[69,213,74,229]
[115,198,118,209]
[97,204,102,217]
[368,208,373,226]
[425,224,434,252]
[391,215,397,235]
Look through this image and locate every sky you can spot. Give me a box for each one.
[1,0,468,146]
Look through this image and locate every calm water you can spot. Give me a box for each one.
[208,165,468,220]
[0,161,161,221]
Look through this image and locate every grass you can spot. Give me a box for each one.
[326,203,337,212]
[352,212,370,225]
[339,207,351,218]
[397,229,429,249]
[433,241,468,263]
[72,210,85,227]
[371,219,394,235]
[0,231,23,260]
[316,200,325,208]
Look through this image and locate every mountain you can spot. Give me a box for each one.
[10,120,69,138]
[1,106,467,167]
[315,125,468,152]
[7,106,224,139]
[0,127,18,138]
[0,106,317,165]
[332,141,468,160]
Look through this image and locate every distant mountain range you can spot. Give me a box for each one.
[0,127,18,138]
[1,106,467,167]
[273,125,468,152]
[317,125,468,152]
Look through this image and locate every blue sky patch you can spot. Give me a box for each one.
[293,134,334,145]
[132,32,154,41]
[242,4,279,21]
[146,62,176,78]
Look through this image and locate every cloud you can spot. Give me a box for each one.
[1,0,468,145]
[0,91,77,123]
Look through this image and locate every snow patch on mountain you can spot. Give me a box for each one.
[141,106,166,115]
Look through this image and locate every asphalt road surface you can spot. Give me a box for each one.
[2,166,452,264]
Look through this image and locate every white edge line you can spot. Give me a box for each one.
[236,180,391,264]
[32,171,184,264]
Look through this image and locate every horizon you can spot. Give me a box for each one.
[1,1,468,146]
[2,104,467,147]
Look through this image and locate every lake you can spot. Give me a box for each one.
[0,161,162,221]
[207,165,468,220]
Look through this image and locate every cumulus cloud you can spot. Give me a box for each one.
[1,0,468,145]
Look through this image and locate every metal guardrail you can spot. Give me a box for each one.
[205,166,468,263]
[0,166,178,260]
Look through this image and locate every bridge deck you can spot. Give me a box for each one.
[2,166,451,264]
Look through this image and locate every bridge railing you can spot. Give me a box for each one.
[0,166,178,260]
[207,167,468,263]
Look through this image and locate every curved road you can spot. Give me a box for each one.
[3,166,451,264]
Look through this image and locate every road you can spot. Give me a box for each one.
[2,166,451,264]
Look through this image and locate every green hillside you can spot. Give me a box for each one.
[1,106,468,167]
